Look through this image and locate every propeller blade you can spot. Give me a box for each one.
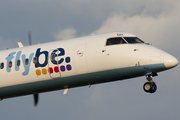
[29,32,39,107]
[28,31,32,45]
[33,94,39,107]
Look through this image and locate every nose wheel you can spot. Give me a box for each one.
[143,82,157,93]
[143,74,157,93]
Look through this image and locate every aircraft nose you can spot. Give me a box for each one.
[164,53,178,69]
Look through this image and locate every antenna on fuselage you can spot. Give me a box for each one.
[28,31,39,107]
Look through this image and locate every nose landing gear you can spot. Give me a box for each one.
[143,82,157,93]
[143,74,157,93]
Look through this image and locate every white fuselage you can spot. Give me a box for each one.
[0,32,178,99]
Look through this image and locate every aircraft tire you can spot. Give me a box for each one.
[143,82,157,93]
[149,83,157,93]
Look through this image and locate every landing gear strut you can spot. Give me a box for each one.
[143,74,157,93]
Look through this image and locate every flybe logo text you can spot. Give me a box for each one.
[6,48,71,76]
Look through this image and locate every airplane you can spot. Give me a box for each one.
[0,32,178,106]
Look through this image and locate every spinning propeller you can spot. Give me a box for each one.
[28,31,39,107]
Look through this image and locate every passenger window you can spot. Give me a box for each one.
[16,60,20,66]
[8,61,12,68]
[106,37,126,45]
[0,63,4,69]
[25,59,29,65]
[123,37,144,43]
[33,57,37,63]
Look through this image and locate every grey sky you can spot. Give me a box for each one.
[0,0,180,120]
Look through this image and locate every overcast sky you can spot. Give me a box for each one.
[0,0,180,120]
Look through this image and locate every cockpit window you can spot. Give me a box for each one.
[106,37,126,45]
[123,37,144,43]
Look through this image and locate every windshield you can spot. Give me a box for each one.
[123,37,144,43]
[106,37,126,45]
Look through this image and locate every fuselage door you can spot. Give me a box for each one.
[48,49,61,78]
[75,44,88,74]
